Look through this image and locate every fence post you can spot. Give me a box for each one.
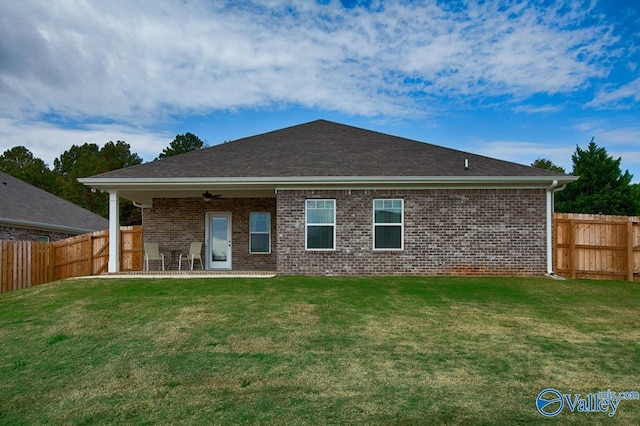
[49,242,56,283]
[88,234,95,276]
[569,219,576,279]
[627,219,634,282]
[26,241,32,289]
[0,241,4,294]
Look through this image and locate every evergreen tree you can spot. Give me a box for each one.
[54,143,106,215]
[555,139,639,215]
[531,158,565,174]
[0,146,58,193]
[156,132,206,160]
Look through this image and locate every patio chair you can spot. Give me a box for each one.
[179,242,204,271]
[144,243,165,271]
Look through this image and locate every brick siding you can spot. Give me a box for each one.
[144,189,547,275]
[0,225,76,242]
[276,189,547,276]
[144,197,277,271]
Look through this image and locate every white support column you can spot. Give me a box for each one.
[108,190,120,273]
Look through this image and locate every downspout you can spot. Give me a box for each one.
[133,201,144,228]
[546,180,567,276]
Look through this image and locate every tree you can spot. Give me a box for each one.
[531,158,565,174]
[54,143,107,216]
[0,146,58,193]
[156,132,206,160]
[555,139,639,215]
[632,183,640,209]
[101,140,143,170]
[53,141,143,222]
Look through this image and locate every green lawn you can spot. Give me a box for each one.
[0,276,638,425]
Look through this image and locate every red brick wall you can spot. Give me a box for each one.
[0,225,76,242]
[145,189,548,276]
[144,198,277,271]
[276,189,547,276]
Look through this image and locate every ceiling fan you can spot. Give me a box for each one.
[202,191,222,201]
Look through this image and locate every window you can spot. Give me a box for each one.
[249,212,271,254]
[36,236,50,242]
[306,199,335,250]
[373,199,403,250]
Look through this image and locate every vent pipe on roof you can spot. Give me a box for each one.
[464,158,469,171]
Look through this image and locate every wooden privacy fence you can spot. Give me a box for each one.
[0,241,52,293]
[1,226,143,294]
[53,226,143,280]
[554,213,640,281]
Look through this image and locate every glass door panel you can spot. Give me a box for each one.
[206,212,232,269]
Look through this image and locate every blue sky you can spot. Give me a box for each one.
[1,0,639,181]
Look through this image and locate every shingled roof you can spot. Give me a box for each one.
[0,171,109,234]
[92,120,570,179]
[81,120,576,205]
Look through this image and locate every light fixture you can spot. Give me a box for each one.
[202,191,214,202]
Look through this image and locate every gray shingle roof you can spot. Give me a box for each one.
[0,171,109,233]
[92,120,570,179]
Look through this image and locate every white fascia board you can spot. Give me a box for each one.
[79,175,578,190]
[0,217,99,234]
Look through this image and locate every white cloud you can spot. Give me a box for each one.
[394,1,614,97]
[574,120,640,146]
[588,77,640,108]
[513,104,563,114]
[0,118,170,166]
[0,0,622,123]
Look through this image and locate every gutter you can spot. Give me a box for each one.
[79,175,579,186]
[79,175,580,196]
[133,201,152,209]
[546,180,568,276]
[0,217,104,235]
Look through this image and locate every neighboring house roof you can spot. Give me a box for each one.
[0,171,109,234]
[81,119,578,205]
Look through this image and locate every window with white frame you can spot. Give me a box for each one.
[306,199,335,250]
[373,199,403,250]
[249,212,271,254]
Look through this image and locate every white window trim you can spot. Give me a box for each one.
[373,199,404,251]
[249,212,271,254]
[305,199,336,251]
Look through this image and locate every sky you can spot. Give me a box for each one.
[1,0,639,181]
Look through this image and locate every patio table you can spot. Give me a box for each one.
[165,249,182,270]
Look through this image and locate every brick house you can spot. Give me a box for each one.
[81,120,577,275]
[0,171,108,241]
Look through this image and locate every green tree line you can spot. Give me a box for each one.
[0,133,206,225]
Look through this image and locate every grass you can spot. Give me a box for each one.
[0,276,638,425]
